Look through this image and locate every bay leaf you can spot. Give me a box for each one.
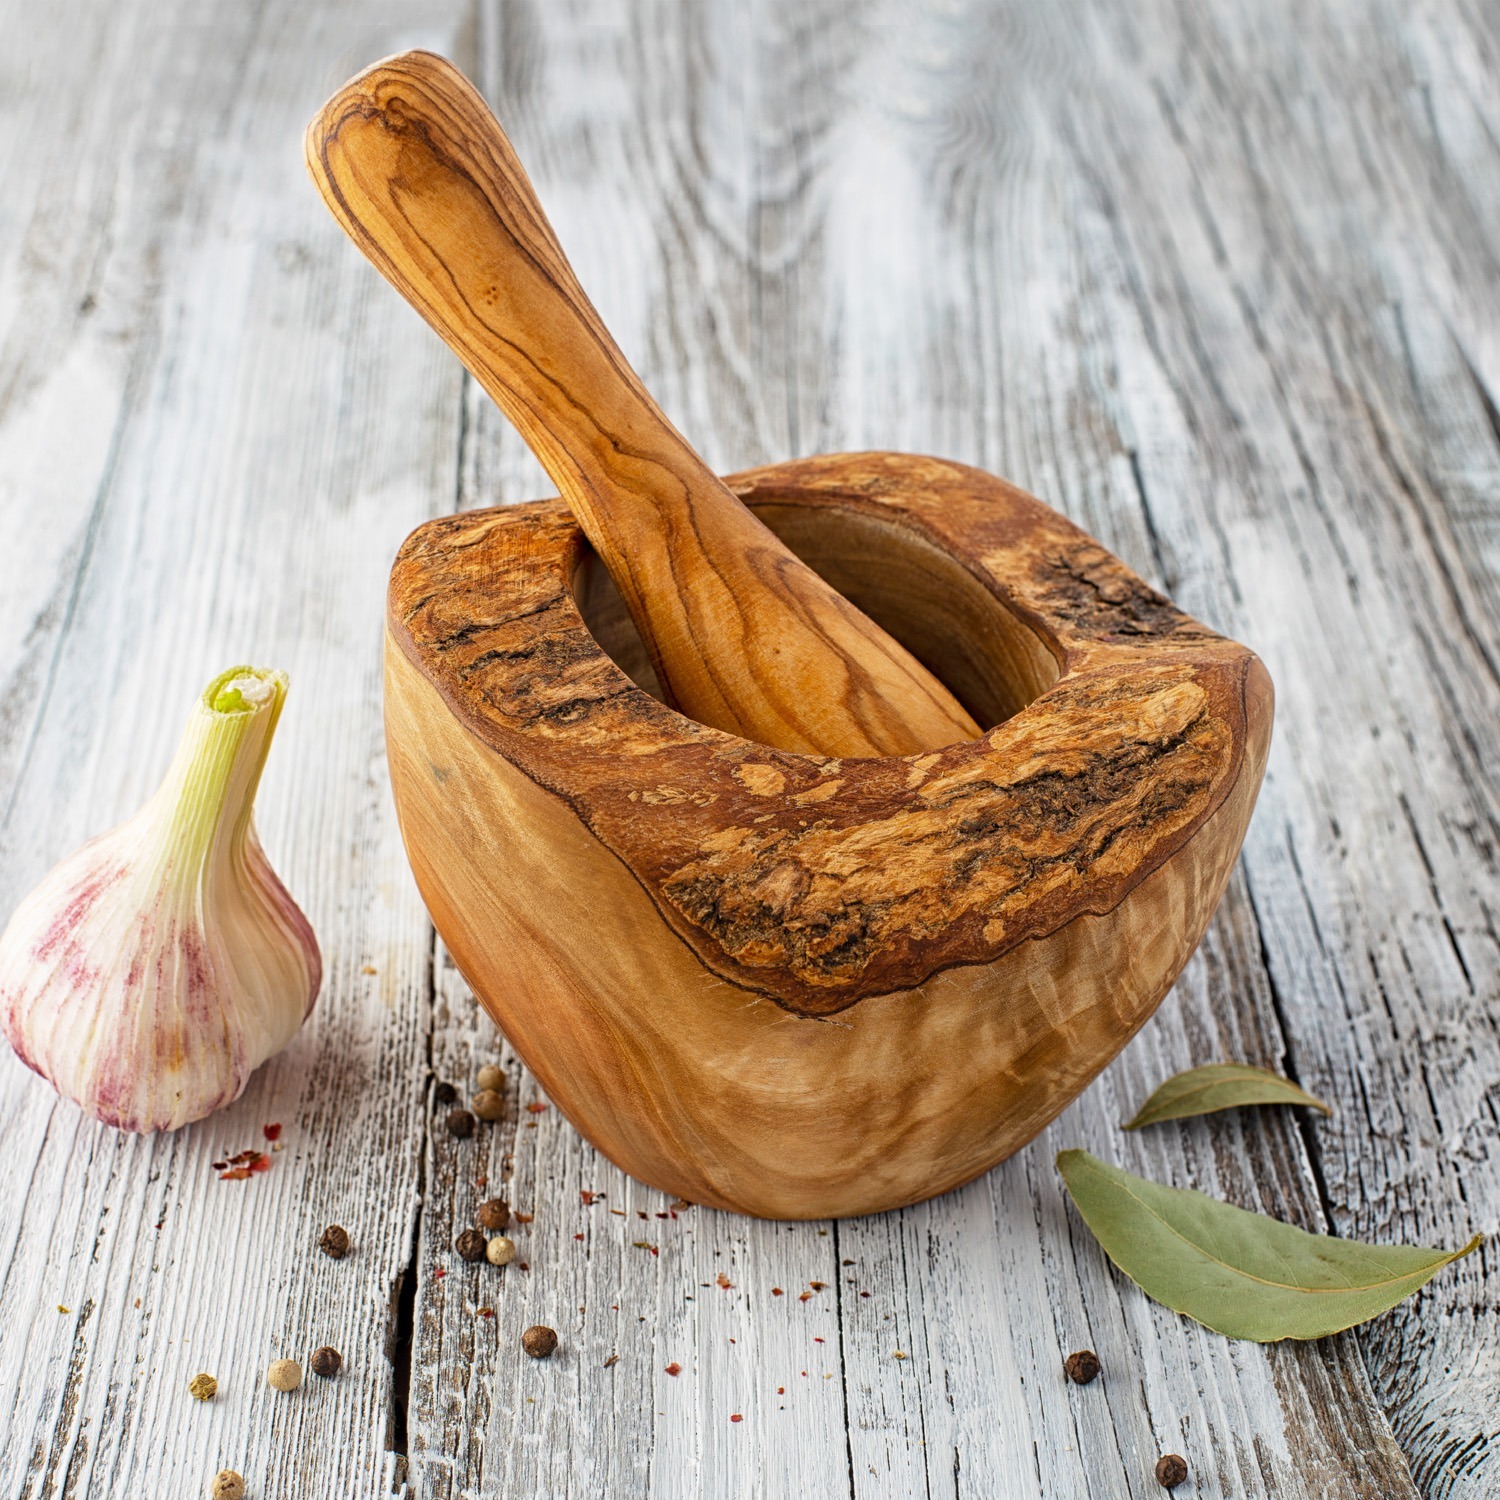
[1057,1149,1481,1341]
[1124,1063,1331,1130]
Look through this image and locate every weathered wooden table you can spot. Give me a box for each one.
[2,2,1495,1495]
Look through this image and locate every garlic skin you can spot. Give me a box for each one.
[0,666,321,1132]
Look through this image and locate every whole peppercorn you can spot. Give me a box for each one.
[455,1228,487,1263]
[446,1108,476,1139]
[318,1224,351,1260]
[434,1080,458,1105]
[1064,1349,1101,1385]
[476,1198,510,1232]
[471,1088,504,1122]
[208,1471,245,1500]
[476,1063,504,1092]
[522,1324,558,1359]
[485,1235,516,1267]
[266,1358,302,1392]
[1155,1454,1189,1489]
[310,1345,342,1378]
[188,1371,218,1401]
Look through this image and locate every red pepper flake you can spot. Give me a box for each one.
[777,1386,785,1395]
[515,1212,534,1224]
[730,1414,743,1423]
[798,1292,812,1302]
[632,1241,659,1257]
[574,1233,585,1241]
[603,1354,620,1369]
[215,1148,271,1181]
[664,1362,682,1377]
[434,1267,447,1279]
[814,1337,825,1344]
[526,1101,549,1114]
[859,1291,871,1298]
[716,1273,733,1290]
[477,1307,495,1319]
[772,1287,784,1297]
[808,1281,827,1291]
[581,1190,599,1205]
[263,1122,282,1142]
[518,1262,530,1271]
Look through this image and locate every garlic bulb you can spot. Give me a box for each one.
[0,666,321,1132]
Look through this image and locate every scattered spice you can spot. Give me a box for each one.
[574,1232,585,1241]
[477,1307,495,1319]
[362,964,378,975]
[798,1292,812,1302]
[476,1199,510,1231]
[1065,1349,1101,1385]
[670,1198,693,1212]
[716,1273,733,1290]
[809,1281,827,1291]
[433,1267,447,1280]
[730,1413,743,1423]
[525,1101,549,1113]
[771,1287,784,1297]
[892,1351,908,1360]
[57,1305,69,1314]
[486,1235,516,1267]
[580,1190,599,1206]
[1155,1455,1189,1489]
[455,1229,487,1263]
[215,1149,270,1181]
[632,1241,659,1257]
[603,1354,620,1369]
[522,1325,558,1359]
[472,1089,504,1122]
[263,1122,282,1142]
[266,1358,301,1392]
[209,1472,245,1500]
[476,1063,504,1091]
[318,1224,351,1260]
[664,1362,682,1376]
[310,1346,342,1378]
[446,1108,475,1139]
[188,1372,218,1401]
[434,1081,458,1105]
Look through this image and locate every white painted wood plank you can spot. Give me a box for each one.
[406,1,1431,1496]
[0,0,470,1494]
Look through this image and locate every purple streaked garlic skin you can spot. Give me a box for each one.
[0,667,321,1133]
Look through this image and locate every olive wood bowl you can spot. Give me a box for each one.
[386,451,1272,1219]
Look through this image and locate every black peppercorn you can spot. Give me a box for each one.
[1064,1349,1101,1385]
[1155,1454,1189,1489]
[446,1108,476,1139]
[455,1228,487,1262]
[310,1345,342,1378]
[434,1080,458,1105]
[522,1324,558,1359]
[318,1224,351,1260]
[476,1198,510,1232]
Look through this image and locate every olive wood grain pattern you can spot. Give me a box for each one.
[306,51,980,758]
[385,452,1273,1217]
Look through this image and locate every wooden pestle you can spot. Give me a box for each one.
[306,51,981,757]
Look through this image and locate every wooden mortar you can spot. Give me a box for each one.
[387,450,1273,1219]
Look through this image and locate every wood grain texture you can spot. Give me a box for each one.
[306,50,982,759]
[0,0,1495,1494]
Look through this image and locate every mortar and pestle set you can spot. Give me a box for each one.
[308,53,1272,1219]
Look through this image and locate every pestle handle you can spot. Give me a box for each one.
[306,51,981,757]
